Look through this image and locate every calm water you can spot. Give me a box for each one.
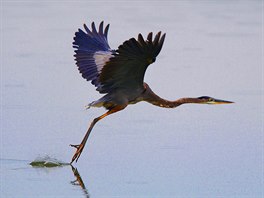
[1,1,263,197]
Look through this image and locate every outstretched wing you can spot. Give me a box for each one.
[98,32,166,93]
[73,21,113,87]
[73,21,166,94]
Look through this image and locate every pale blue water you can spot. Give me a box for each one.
[1,1,263,197]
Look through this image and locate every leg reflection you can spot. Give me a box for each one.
[71,165,90,198]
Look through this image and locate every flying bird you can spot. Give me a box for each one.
[70,21,233,163]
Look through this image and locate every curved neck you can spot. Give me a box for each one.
[142,84,201,108]
[146,96,200,108]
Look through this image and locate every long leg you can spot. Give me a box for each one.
[70,105,126,163]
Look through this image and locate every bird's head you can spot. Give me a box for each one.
[197,96,234,105]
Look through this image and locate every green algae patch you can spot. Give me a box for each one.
[30,156,70,167]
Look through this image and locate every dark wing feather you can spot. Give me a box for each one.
[73,21,112,87]
[97,32,166,93]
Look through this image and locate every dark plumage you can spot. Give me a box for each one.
[70,21,233,163]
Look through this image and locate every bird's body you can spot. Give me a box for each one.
[70,21,233,163]
[88,83,169,109]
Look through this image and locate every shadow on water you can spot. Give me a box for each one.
[71,166,90,198]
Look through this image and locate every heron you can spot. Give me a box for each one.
[70,21,233,163]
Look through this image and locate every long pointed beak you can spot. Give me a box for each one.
[212,98,234,104]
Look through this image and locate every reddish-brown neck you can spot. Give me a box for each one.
[142,83,202,108]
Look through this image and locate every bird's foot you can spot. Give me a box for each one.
[70,143,85,164]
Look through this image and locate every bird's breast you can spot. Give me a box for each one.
[128,96,144,105]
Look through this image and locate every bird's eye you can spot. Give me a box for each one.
[209,98,214,102]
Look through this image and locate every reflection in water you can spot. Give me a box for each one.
[2,1,261,197]
[71,166,90,198]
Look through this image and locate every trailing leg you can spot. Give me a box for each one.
[70,105,126,163]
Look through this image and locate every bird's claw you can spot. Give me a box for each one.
[70,144,79,149]
[70,143,84,164]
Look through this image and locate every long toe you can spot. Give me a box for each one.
[71,144,84,164]
[70,144,80,149]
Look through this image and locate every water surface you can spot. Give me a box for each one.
[1,1,262,197]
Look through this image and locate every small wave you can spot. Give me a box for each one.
[30,155,70,167]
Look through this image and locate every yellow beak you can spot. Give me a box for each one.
[209,99,234,105]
